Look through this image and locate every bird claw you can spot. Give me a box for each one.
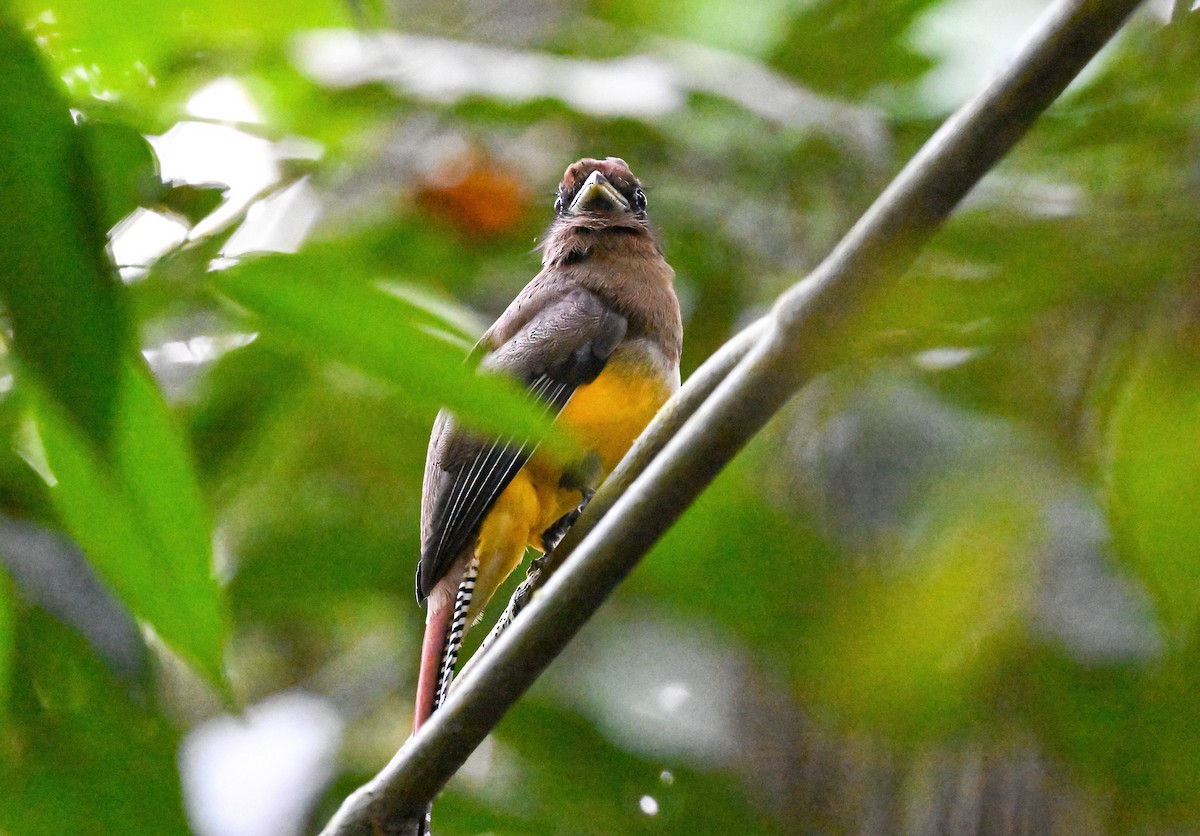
[540,486,597,554]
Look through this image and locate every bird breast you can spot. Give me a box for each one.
[557,339,680,473]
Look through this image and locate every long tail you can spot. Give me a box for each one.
[414,556,478,835]
[436,558,476,710]
[413,556,478,730]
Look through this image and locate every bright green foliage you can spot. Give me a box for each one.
[29,361,228,687]
[1106,312,1200,636]
[0,0,1199,833]
[214,249,576,456]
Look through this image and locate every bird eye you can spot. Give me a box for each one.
[633,188,647,212]
[554,194,565,215]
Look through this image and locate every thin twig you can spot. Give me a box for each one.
[319,1,1145,832]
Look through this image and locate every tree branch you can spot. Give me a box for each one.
[464,315,771,660]
[319,1,1145,832]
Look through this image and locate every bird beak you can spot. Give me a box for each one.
[569,170,630,214]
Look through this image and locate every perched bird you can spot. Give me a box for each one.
[413,157,683,731]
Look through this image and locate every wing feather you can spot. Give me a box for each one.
[416,289,626,599]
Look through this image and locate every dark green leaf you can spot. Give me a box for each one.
[0,516,149,684]
[156,181,229,227]
[769,0,940,98]
[81,120,164,230]
[0,18,129,448]
[0,608,187,835]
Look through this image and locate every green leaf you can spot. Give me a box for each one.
[1106,307,1200,637]
[81,120,164,230]
[19,0,350,100]
[29,360,227,687]
[0,608,188,835]
[212,249,577,457]
[0,17,129,448]
[0,516,150,685]
[156,181,228,227]
[769,0,939,98]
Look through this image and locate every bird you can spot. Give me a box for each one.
[413,157,683,733]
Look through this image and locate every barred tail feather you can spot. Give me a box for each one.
[436,556,477,710]
[415,555,479,836]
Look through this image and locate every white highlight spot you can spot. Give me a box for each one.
[914,347,978,371]
[110,208,189,268]
[222,177,322,257]
[180,691,343,836]
[142,333,258,370]
[149,121,279,236]
[295,32,682,117]
[639,795,659,816]
[186,77,265,124]
[656,682,691,714]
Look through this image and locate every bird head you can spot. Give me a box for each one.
[552,157,649,230]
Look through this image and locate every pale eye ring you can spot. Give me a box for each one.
[554,194,565,214]
[633,188,647,212]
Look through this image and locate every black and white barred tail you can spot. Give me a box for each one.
[418,555,479,836]
[435,555,478,712]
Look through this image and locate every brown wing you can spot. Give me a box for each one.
[416,287,627,600]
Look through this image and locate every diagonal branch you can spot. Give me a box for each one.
[319,1,1145,832]
[464,314,771,659]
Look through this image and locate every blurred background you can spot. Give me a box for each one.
[1,0,1198,833]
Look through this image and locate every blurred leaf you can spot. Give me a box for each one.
[644,424,1028,743]
[212,248,578,457]
[429,700,779,835]
[186,339,312,485]
[0,516,148,684]
[83,122,227,231]
[1023,648,1200,827]
[19,0,350,100]
[343,0,389,29]
[81,120,164,230]
[769,0,940,99]
[221,375,429,620]
[30,360,227,688]
[0,17,129,448]
[1105,298,1200,636]
[800,508,1027,741]
[0,607,187,835]
[0,572,11,715]
[156,181,228,226]
[587,0,797,56]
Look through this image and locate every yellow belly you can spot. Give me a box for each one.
[559,361,675,472]
[467,362,675,622]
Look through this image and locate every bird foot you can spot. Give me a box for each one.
[540,487,596,554]
[528,554,547,577]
